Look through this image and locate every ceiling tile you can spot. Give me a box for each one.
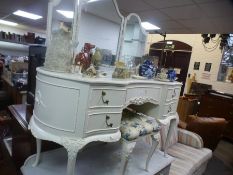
[143,0,194,9]
[137,10,171,22]
[193,0,223,4]
[117,0,153,13]
[165,27,192,34]
[177,17,214,29]
[160,5,204,19]
[157,20,184,29]
[199,0,233,18]
[209,17,233,33]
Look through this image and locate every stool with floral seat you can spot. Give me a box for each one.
[119,108,161,175]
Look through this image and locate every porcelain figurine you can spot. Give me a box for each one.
[167,68,176,82]
[75,43,95,73]
[92,48,102,69]
[139,60,156,79]
[112,61,130,79]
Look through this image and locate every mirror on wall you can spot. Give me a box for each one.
[120,13,148,67]
[77,0,124,67]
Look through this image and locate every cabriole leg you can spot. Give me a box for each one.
[145,135,159,171]
[32,138,42,167]
[120,140,136,175]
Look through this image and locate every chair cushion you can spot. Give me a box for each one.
[120,115,159,141]
[167,143,212,175]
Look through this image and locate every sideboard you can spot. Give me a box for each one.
[29,67,182,175]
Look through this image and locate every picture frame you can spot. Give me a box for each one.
[194,62,200,70]
[204,63,212,72]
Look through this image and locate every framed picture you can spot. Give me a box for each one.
[204,63,212,72]
[194,62,200,70]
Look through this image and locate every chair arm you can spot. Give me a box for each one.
[178,128,203,149]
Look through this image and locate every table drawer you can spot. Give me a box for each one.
[88,87,126,108]
[163,102,178,116]
[166,87,180,102]
[126,86,161,104]
[85,112,121,136]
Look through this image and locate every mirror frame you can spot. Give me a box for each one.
[119,13,148,60]
[76,0,125,62]
[46,0,125,63]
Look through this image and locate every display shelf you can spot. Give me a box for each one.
[0,38,28,46]
[0,40,29,52]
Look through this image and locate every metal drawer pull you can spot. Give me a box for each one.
[101,91,109,105]
[105,115,113,127]
[168,105,172,113]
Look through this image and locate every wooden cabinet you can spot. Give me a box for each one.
[198,90,233,141]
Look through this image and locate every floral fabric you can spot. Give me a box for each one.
[120,114,160,141]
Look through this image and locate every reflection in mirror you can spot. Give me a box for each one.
[44,0,77,72]
[75,0,123,73]
[120,13,148,68]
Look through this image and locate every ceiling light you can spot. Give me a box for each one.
[56,10,74,19]
[0,19,18,26]
[167,41,173,45]
[87,0,100,3]
[13,10,43,20]
[141,22,160,30]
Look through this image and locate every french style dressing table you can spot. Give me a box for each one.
[29,67,181,175]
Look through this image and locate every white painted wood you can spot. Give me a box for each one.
[29,67,181,175]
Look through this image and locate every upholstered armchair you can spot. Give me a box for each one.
[160,114,212,175]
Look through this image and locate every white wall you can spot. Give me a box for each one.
[78,12,121,55]
[146,34,233,95]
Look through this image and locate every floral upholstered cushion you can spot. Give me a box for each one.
[120,115,159,141]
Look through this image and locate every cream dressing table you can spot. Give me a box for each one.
[29,67,181,175]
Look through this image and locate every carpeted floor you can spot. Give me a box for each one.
[204,156,233,175]
[204,140,233,175]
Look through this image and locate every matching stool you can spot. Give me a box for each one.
[120,113,160,175]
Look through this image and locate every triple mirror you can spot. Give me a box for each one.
[44,0,147,73]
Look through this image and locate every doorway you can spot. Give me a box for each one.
[149,40,192,95]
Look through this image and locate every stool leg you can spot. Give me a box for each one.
[145,135,159,171]
[120,140,136,175]
[32,138,42,167]
[67,149,79,175]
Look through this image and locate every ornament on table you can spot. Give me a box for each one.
[139,60,156,79]
[83,64,97,78]
[44,22,73,72]
[74,43,95,73]
[112,61,130,79]
[92,48,102,69]
[167,68,176,82]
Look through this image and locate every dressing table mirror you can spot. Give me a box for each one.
[76,0,124,75]
[120,13,148,66]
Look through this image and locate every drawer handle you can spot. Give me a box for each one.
[172,89,176,98]
[106,115,113,127]
[168,105,172,113]
[101,91,109,105]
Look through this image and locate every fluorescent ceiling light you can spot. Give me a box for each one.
[56,10,74,19]
[88,0,100,3]
[141,22,160,30]
[0,19,18,26]
[13,10,43,20]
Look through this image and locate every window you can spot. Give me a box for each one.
[217,34,233,83]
